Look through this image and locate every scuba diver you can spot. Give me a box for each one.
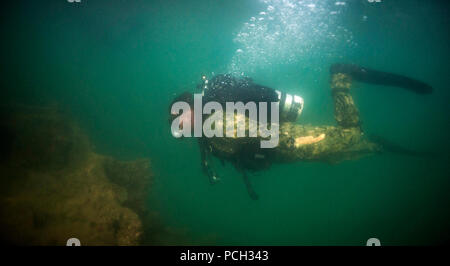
[169,63,433,200]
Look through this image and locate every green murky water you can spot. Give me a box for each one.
[1,0,449,245]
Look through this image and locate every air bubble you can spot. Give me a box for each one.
[228,0,355,76]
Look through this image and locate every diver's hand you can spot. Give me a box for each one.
[201,160,220,185]
[209,173,221,185]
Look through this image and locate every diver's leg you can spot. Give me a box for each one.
[329,71,434,159]
[330,63,433,94]
[271,72,384,163]
[330,73,361,129]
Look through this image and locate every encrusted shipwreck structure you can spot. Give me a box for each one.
[0,106,160,245]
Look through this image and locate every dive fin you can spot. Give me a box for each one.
[330,63,433,94]
[370,135,440,158]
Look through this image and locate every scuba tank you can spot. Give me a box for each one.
[200,74,304,122]
[275,89,304,122]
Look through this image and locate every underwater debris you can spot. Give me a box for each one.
[0,105,164,245]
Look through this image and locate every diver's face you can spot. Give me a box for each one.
[171,109,193,130]
[170,108,194,138]
[169,91,195,138]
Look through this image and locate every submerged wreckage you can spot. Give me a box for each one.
[0,105,174,245]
